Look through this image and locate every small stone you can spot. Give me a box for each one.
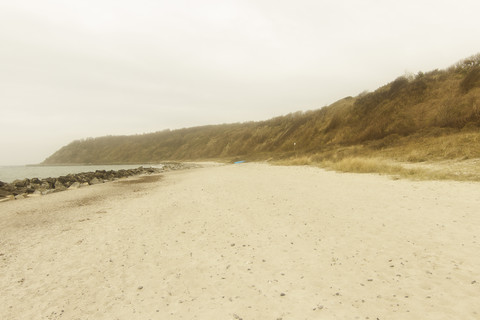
[138,286,143,290]
[280,293,286,296]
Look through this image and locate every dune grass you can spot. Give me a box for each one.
[275,153,480,182]
[324,157,480,181]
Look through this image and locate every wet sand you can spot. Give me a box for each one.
[1,163,479,319]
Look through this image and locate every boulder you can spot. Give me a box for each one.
[56,175,76,187]
[0,188,11,198]
[43,178,56,189]
[13,179,29,188]
[54,180,67,191]
[12,188,27,196]
[68,182,81,189]
[40,182,50,189]
[94,170,107,179]
[0,166,164,200]
[89,177,102,185]
[66,174,78,182]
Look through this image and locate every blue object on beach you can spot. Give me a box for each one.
[234,160,245,164]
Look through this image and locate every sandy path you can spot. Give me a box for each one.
[1,163,479,320]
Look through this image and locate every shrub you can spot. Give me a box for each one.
[460,66,480,93]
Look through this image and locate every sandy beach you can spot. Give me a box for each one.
[1,163,479,320]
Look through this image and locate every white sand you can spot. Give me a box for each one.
[1,163,479,320]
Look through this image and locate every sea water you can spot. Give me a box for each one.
[0,164,164,183]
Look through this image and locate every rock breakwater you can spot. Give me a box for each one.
[0,163,186,202]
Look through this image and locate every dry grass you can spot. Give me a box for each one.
[273,129,480,182]
[359,129,480,161]
[276,152,480,182]
[276,156,415,177]
[323,157,406,175]
[322,157,480,181]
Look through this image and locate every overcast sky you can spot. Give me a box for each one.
[1,0,479,165]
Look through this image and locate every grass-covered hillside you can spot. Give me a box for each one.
[43,54,480,179]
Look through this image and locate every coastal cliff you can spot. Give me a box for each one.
[43,54,480,165]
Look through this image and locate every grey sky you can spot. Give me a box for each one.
[1,0,479,165]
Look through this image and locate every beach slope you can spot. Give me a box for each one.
[1,164,479,319]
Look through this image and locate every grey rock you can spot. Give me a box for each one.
[89,177,102,185]
[54,180,67,191]
[13,179,28,188]
[0,166,164,201]
[68,182,81,189]
[0,188,11,198]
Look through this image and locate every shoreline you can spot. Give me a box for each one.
[26,162,170,167]
[0,163,194,202]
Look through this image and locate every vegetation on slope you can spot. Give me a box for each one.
[43,54,480,179]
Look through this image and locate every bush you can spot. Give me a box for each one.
[460,66,480,93]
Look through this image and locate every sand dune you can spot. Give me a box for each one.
[1,163,479,319]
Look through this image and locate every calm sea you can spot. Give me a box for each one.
[0,164,164,183]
